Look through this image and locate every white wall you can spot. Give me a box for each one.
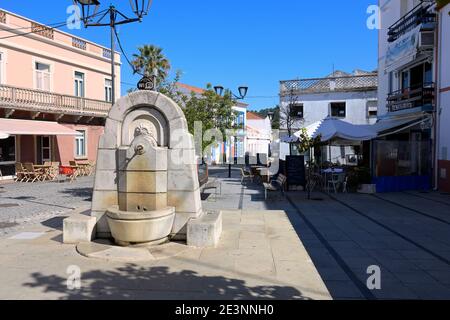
[280,90,378,130]
[438,3,450,161]
[378,0,404,117]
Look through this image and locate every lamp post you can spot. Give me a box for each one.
[214,85,249,178]
[73,0,153,103]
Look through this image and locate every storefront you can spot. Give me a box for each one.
[371,114,433,192]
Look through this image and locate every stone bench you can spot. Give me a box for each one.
[187,211,222,248]
[63,214,96,244]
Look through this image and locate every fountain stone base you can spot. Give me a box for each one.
[106,206,175,246]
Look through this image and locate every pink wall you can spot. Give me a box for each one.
[0,10,121,101]
[56,124,104,165]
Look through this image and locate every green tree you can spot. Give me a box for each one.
[131,45,171,85]
[183,85,236,155]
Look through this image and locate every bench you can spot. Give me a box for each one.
[263,174,287,200]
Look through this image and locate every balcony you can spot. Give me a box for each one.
[0,85,111,117]
[387,83,435,113]
[280,74,377,96]
[388,2,436,43]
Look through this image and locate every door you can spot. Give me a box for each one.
[41,136,52,163]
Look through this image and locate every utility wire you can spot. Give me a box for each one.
[113,27,143,76]
[0,21,69,40]
[0,20,69,32]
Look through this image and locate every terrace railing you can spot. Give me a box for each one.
[0,85,111,117]
[387,1,436,43]
[280,74,378,96]
[387,82,435,112]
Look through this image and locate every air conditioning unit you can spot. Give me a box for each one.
[419,30,435,49]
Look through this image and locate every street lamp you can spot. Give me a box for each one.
[72,0,153,103]
[267,111,275,122]
[214,85,249,178]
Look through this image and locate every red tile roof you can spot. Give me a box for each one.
[176,83,206,94]
[247,112,265,120]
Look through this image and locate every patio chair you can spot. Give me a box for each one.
[240,167,253,184]
[14,162,29,182]
[327,173,345,193]
[23,163,44,183]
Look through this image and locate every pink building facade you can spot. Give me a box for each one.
[0,9,120,178]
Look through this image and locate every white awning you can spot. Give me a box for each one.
[370,114,431,137]
[0,118,79,136]
[293,118,377,142]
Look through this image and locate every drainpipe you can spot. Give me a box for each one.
[433,9,441,191]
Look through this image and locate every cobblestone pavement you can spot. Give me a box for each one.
[0,177,93,237]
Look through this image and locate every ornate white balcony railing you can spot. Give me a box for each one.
[0,85,111,117]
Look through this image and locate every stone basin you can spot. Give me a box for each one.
[106,206,175,246]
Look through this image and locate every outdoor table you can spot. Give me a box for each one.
[321,168,345,192]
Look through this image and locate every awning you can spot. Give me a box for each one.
[0,131,9,139]
[293,118,377,142]
[0,118,79,136]
[370,113,431,137]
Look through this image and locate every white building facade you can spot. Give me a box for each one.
[279,70,378,164]
[246,112,272,157]
[376,0,437,192]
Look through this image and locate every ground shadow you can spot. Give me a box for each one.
[59,187,93,202]
[23,264,309,300]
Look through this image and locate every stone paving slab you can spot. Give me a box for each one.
[0,207,331,300]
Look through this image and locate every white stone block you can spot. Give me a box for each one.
[168,149,199,170]
[94,170,118,191]
[91,190,118,211]
[168,189,202,213]
[154,94,185,121]
[171,210,203,238]
[118,146,168,172]
[98,119,120,149]
[63,214,97,244]
[96,149,117,171]
[108,95,132,122]
[91,210,110,234]
[167,165,199,191]
[187,211,222,248]
[128,90,159,108]
[170,132,195,150]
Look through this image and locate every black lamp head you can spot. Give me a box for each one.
[238,86,248,99]
[214,86,224,96]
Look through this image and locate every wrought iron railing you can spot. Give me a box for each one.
[0,85,111,117]
[280,74,377,95]
[387,1,436,43]
[387,82,435,112]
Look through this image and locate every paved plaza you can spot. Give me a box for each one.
[1,167,450,299]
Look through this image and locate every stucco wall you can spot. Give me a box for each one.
[280,90,378,130]
[0,10,121,101]
[56,124,104,165]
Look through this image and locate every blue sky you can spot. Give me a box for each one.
[1,0,378,110]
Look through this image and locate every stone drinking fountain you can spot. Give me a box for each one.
[63,90,222,252]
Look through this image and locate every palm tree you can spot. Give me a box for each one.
[132,45,171,84]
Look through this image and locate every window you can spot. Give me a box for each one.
[105,79,112,102]
[74,72,85,97]
[35,62,51,91]
[330,102,346,118]
[75,130,86,158]
[424,62,432,85]
[289,104,304,118]
[401,70,410,90]
[367,100,378,118]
